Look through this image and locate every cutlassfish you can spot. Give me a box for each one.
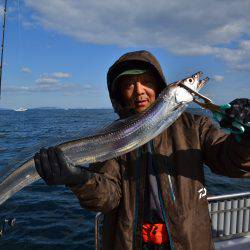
[0,72,209,205]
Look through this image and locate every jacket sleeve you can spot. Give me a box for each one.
[68,158,122,212]
[198,116,250,178]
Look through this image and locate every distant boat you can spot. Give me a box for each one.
[14,107,27,112]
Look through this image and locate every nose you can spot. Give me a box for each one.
[135,82,145,95]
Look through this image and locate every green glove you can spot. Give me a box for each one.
[213,98,250,141]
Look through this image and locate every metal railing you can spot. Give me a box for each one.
[208,192,250,241]
[95,212,102,250]
[95,192,250,249]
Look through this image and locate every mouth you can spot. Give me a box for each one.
[197,76,209,90]
[192,71,203,80]
[135,99,149,107]
[192,71,209,90]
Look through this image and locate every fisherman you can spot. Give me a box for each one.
[34,50,250,250]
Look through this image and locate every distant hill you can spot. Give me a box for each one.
[31,107,63,110]
[0,108,11,110]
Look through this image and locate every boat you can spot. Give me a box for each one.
[95,192,250,249]
[14,107,28,112]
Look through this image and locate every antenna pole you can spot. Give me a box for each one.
[0,0,8,98]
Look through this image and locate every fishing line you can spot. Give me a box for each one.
[16,0,23,67]
[0,0,8,98]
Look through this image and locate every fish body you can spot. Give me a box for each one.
[57,71,207,165]
[0,72,208,205]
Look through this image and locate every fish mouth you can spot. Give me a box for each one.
[192,71,203,80]
[191,71,209,90]
[198,76,209,90]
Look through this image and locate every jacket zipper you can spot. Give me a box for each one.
[150,140,176,204]
[155,175,175,250]
[132,147,142,250]
[168,174,176,203]
[150,140,175,250]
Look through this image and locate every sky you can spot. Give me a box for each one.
[0,0,249,109]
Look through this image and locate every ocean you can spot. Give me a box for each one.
[0,108,249,250]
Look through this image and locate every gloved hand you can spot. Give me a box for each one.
[216,98,250,137]
[34,147,93,185]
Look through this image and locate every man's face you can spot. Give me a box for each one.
[119,72,159,113]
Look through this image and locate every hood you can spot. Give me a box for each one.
[107,50,167,118]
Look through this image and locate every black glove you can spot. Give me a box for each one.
[219,98,250,136]
[34,147,93,185]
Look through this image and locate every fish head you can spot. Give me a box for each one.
[175,71,208,103]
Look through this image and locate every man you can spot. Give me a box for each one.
[34,50,250,250]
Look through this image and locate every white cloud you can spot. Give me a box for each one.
[3,85,31,92]
[24,0,250,72]
[232,64,250,71]
[36,77,59,85]
[22,20,37,29]
[21,67,32,73]
[0,6,4,17]
[32,72,78,92]
[3,82,94,94]
[52,72,71,78]
[212,75,224,82]
[83,84,92,89]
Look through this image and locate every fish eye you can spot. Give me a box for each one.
[188,78,193,83]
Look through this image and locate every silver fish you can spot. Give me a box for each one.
[0,71,208,205]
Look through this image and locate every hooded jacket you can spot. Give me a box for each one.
[69,50,250,250]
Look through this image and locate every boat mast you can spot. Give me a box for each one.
[0,0,8,98]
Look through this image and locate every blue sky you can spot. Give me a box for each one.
[0,0,249,109]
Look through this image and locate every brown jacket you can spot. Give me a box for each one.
[70,112,250,250]
[70,51,249,249]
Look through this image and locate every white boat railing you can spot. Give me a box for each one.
[208,192,250,241]
[95,192,250,249]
